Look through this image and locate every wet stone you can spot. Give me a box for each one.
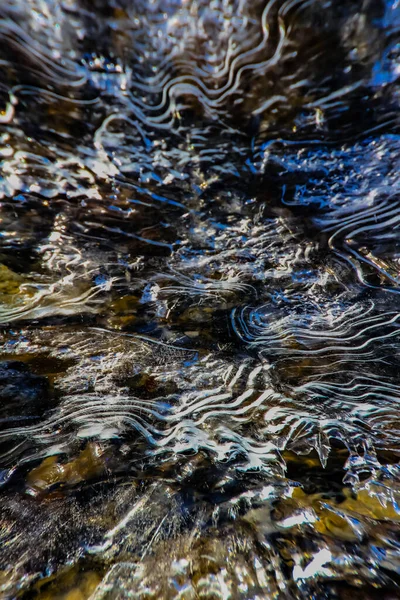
[0,361,50,425]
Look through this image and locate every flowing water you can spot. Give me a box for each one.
[1,0,400,598]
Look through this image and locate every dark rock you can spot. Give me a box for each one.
[0,361,50,425]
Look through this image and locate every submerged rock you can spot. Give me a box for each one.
[0,361,50,424]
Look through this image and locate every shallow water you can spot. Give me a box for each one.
[1,0,400,598]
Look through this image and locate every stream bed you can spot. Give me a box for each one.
[1,1,400,598]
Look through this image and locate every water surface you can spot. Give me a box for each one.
[1,1,400,598]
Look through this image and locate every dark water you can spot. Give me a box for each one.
[1,0,400,598]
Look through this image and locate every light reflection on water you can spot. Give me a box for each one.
[0,0,400,598]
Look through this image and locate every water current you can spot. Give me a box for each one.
[1,0,400,598]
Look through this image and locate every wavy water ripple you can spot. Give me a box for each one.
[1,0,400,598]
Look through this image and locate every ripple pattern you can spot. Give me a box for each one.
[1,0,400,598]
